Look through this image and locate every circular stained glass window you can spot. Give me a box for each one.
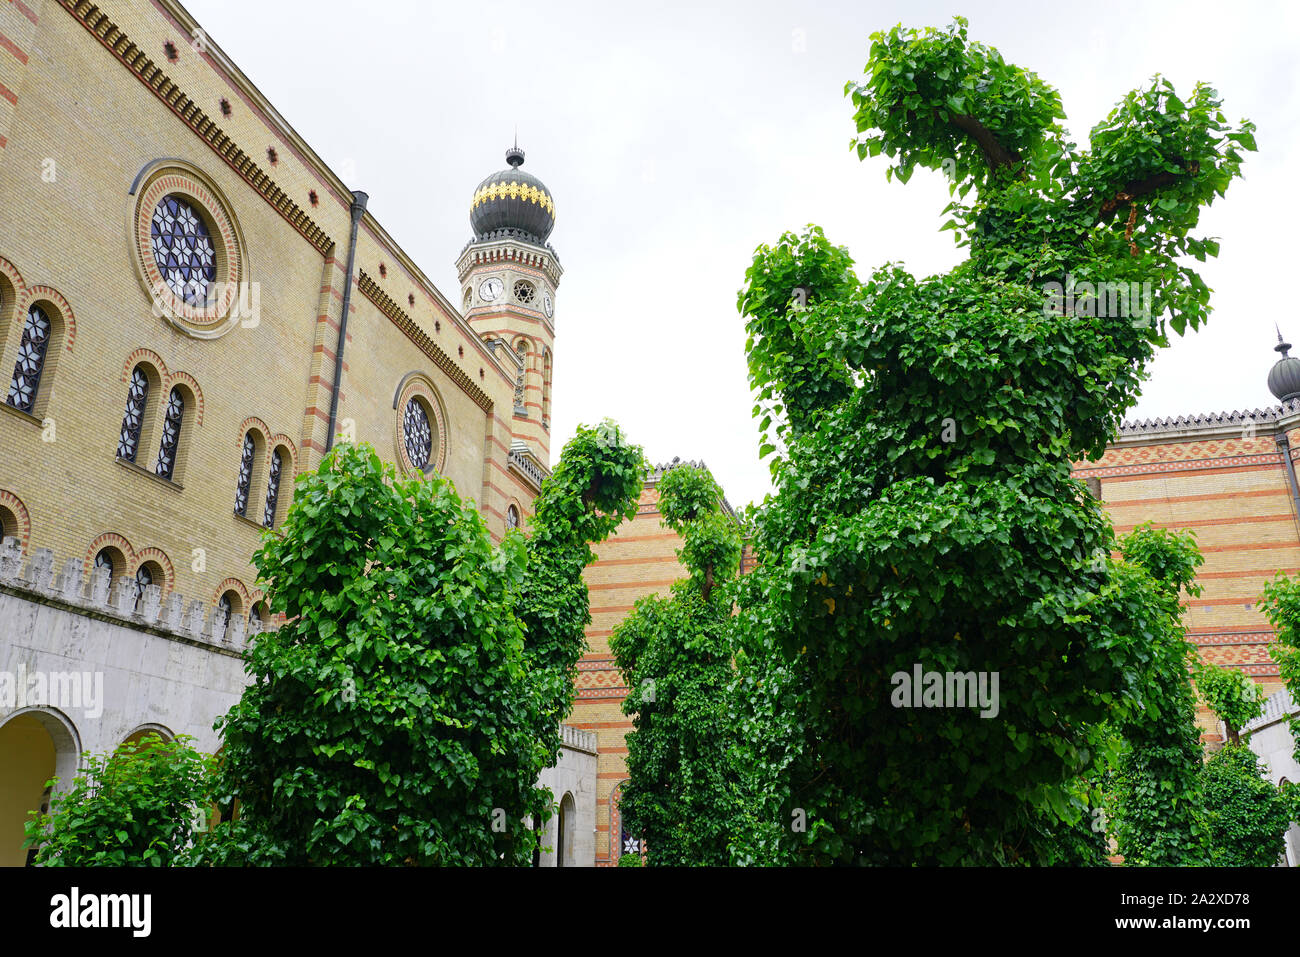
[513,279,536,304]
[403,398,432,471]
[150,195,217,307]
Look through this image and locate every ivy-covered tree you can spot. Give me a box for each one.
[1260,575,1300,762]
[206,424,643,866]
[1106,524,1209,867]
[1201,744,1293,867]
[1191,652,1291,866]
[24,734,216,867]
[1194,659,1265,746]
[518,421,647,764]
[733,17,1253,864]
[610,463,743,866]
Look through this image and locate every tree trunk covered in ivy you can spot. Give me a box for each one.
[732,17,1254,865]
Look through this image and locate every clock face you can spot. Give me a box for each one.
[543,293,554,318]
[478,277,504,302]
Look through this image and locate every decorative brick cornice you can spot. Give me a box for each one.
[59,0,334,255]
[357,270,493,414]
[1116,398,1300,443]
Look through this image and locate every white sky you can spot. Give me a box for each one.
[184,0,1300,510]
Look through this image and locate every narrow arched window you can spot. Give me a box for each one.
[6,305,51,413]
[234,432,255,516]
[513,339,528,411]
[154,387,184,480]
[542,348,552,428]
[117,366,150,462]
[263,449,283,528]
[507,505,520,530]
[94,548,117,581]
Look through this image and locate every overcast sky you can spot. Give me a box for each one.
[184,0,1300,510]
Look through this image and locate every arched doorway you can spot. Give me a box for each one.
[0,708,81,866]
[557,792,576,867]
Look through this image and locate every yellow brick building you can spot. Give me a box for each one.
[0,0,579,865]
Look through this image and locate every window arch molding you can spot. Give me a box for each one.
[114,352,205,482]
[233,418,272,521]
[117,361,163,464]
[121,724,175,747]
[133,547,175,597]
[0,256,25,351]
[4,288,75,420]
[84,533,136,587]
[0,489,31,549]
[128,158,248,340]
[391,372,447,477]
[213,578,252,616]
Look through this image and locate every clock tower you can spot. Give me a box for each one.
[457,146,562,466]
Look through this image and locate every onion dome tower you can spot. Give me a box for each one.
[457,145,562,475]
[1268,330,1300,404]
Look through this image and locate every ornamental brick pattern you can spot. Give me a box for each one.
[0,0,543,638]
[1073,413,1300,741]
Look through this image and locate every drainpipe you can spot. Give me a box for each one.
[326,190,369,452]
[1276,431,1300,542]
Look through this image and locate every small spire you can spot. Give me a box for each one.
[1276,326,1292,358]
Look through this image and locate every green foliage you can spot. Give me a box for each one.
[846,17,1253,337]
[611,463,744,866]
[1194,660,1264,744]
[518,420,646,754]
[616,850,643,866]
[731,19,1251,865]
[1202,744,1292,867]
[1088,526,1207,866]
[207,429,643,865]
[24,735,217,867]
[1260,575,1300,763]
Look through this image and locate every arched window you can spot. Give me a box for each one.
[133,563,153,610]
[217,589,242,630]
[234,432,256,516]
[6,304,51,413]
[93,548,118,581]
[154,387,184,480]
[0,505,16,541]
[263,449,284,528]
[507,505,520,530]
[117,365,150,462]
[513,339,528,411]
[151,195,217,307]
[542,347,552,428]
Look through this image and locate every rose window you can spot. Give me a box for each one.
[150,195,217,306]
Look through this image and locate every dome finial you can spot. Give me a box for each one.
[1268,328,1300,402]
[505,133,524,168]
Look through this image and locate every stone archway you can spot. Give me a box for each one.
[0,708,81,866]
[557,792,576,867]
